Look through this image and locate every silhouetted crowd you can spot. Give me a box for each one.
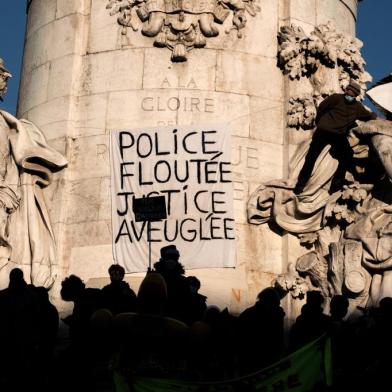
[0,245,392,391]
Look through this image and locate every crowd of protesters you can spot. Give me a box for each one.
[0,244,391,391]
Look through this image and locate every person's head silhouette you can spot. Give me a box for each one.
[108,264,125,283]
[8,268,26,289]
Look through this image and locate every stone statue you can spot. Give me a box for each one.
[248,26,392,313]
[249,117,392,313]
[0,59,67,289]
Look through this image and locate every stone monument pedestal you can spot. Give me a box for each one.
[17,0,359,313]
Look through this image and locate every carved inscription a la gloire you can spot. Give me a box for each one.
[140,76,216,113]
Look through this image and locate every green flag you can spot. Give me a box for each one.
[114,334,332,392]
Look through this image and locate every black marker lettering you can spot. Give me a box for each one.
[120,162,135,189]
[119,131,134,160]
[117,192,134,216]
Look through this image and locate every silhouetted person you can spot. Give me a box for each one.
[31,286,59,390]
[329,295,350,344]
[153,245,191,323]
[55,275,102,391]
[137,271,168,316]
[290,290,330,351]
[114,272,188,379]
[186,276,207,325]
[202,306,239,380]
[101,264,137,314]
[0,268,39,391]
[295,80,377,194]
[238,288,285,373]
[330,295,349,323]
[60,274,102,343]
[328,295,350,385]
[368,297,392,388]
[34,286,59,355]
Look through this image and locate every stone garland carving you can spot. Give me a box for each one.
[287,94,317,130]
[278,22,372,129]
[274,263,309,300]
[106,0,260,61]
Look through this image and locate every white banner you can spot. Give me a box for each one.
[110,124,236,273]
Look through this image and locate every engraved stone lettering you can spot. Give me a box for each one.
[246,147,259,169]
[141,96,215,113]
[160,77,199,89]
[97,144,109,159]
[233,180,245,201]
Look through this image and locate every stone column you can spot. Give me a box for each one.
[18,0,358,311]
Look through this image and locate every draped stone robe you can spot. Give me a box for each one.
[0,110,67,288]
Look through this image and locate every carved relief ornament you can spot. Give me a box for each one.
[106,0,260,61]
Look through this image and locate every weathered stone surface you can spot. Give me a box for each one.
[216,52,283,99]
[69,244,113,282]
[26,0,57,38]
[81,49,144,95]
[208,0,278,58]
[25,96,75,132]
[47,55,82,101]
[316,0,356,34]
[18,63,50,113]
[107,89,179,129]
[176,91,250,138]
[73,94,108,137]
[65,220,112,249]
[236,223,284,275]
[23,14,87,73]
[249,97,284,145]
[56,0,90,18]
[231,137,284,183]
[67,135,111,180]
[289,0,317,26]
[143,49,217,91]
[38,121,73,141]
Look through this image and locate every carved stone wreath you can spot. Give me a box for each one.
[106,0,260,61]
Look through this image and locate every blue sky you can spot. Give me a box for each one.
[0,1,391,115]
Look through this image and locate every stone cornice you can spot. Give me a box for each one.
[25,0,360,21]
[26,0,360,18]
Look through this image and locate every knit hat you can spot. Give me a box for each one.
[160,245,180,259]
[345,80,361,97]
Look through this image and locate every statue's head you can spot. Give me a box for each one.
[0,58,12,100]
